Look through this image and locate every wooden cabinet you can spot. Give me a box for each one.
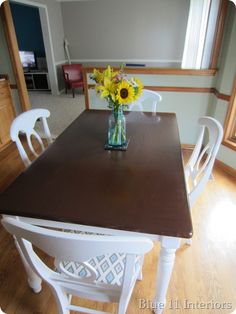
[0,79,15,149]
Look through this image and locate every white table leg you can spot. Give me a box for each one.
[153,236,181,314]
[14,238,42,293]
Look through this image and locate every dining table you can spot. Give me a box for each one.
[0,109,192,314]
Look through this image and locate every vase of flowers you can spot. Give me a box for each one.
[90,65,143,149]
[108,106,126,146]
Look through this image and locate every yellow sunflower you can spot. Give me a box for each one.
[96,77,116,102]
[132,78,143,100]
[116,80,135,104]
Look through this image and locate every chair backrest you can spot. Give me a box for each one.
[129,89,162,113]
[1,217,153,309]
[185,116,223,207]
[10,108,52,167]
[62,64,83,81]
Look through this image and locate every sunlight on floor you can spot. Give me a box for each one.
[207,199,236,247]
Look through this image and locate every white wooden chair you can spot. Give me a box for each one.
[129,89,162,113]
[184,117,223,245]
[1,217,153,314]
[10,108,52,167]
[185,116,223,208]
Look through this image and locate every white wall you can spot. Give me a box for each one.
[61,0,189,67]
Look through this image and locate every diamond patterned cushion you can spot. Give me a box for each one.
[61,253,126,286]
[58,229,141,286]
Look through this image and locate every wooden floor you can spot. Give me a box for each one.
[0,144,235,314]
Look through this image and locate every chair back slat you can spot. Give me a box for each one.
[26,129,45,158]
[185,116,223,207]
[10,108,52,167]
[129,89,162,113]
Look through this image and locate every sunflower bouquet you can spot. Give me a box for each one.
[90,65,143,111]
[90,65,143,148]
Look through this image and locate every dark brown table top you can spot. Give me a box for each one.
[0,110,192,238]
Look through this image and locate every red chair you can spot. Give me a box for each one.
[62,64,84,98]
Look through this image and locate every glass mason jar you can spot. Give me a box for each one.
[108,108,126,146]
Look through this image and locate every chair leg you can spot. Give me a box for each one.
[118,297,130,314]
[14,238,42,293]
[137,254,144,280]
[72,88,75,98]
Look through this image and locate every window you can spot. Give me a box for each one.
[223,76,236,150]
[182,0,221,69]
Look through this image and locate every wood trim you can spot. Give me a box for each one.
[181,144,195,150]
[215,159,236,178]
[1,1,30,112]
[222,139,236,150]
[222,75,236,151]
[145,86,215,94]
[88,84,231,102]
[213,88,231,101]
[210,0,229,68]
[84,67,217,76]
[88,84,214,94]
[82,68,89,109]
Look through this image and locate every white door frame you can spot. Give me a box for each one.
[11,0,59,95]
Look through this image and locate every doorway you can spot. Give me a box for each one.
[10,0,58,95]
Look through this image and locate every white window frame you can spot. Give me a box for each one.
[182,0,221,69]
